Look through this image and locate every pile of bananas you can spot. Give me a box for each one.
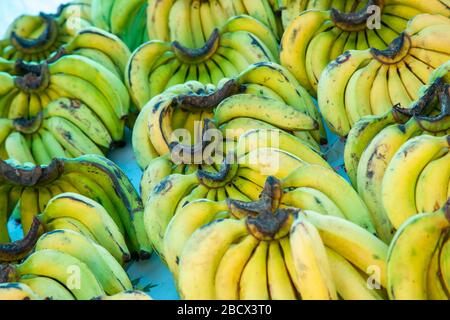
[0,0,448,301]
[318,14,450,135]
[281,0,449,96]
[0,217,151,300]
[126,15,280,108]
[132,62,324,168]
[0,155,149,259]
[146,0,282,46]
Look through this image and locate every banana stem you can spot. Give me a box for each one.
[10,13,58,54]
[0,159,64,187]
[174,79,243,112]
[172,29,220,64]
[330,0,384,32]
[13,112,43,135]
[0,264,19,283]
[13,61,50,93]
[0,217,42,263]
[415,84,450,132]
[370,32,411,64]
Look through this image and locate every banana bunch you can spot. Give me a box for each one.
[0,155,150,259]
[147,0,282,47]
[281,1,449,97]
[91,0,149,51]
[0,1,92,62]
[345,63,450,188]
[0,53,129,150]
[317,14,450,136]
[133,62,324,169]
[343,80,450,242]
[174,176,387,300]
[126,16,279,109]
[387,200,450,300]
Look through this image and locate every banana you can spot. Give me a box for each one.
[126,41,172,108]
[382,135,450,230]
[169,0,194,48]
[283,165,376,233]
[387,203,450,300]
[357,120,422,243]
[239,241,269,300]
[305,28,341,92]
[415,152,450,213]
[16,249,105,300]
[144,173,198,257]
[404,55,434,83]
[30,133,52,165]
[8,92,29,121]
[280,10,330,94]
[326,247,383,300]
[35,229,132,295]
[20,276,75,300]
[214,235,259,299]
[281,187,346,219]
[43,116,103,157]
[410,24,450,54]
[215,94,318,131]
[19,188,40,235]
[318,49,373,136]
[344,111,397,187]
[46,217,97,242]
[5,132,35,164]
[164,199,228,276]
[0,283,41,300]
[267,240,297,300]
[190,0,205,47]
[220,30,274,63]
[290,215,337,300]
[178,218,249,299]
[39,129,67,158]
[38,193,130,264]
[91,0,114,31]
[304,210,388,287]
[387,64,413,108]
[147,0,172,41]
[221,15,279,61]
[140,155,174,203]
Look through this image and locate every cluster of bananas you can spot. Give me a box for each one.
[132,62,325,169]
[0,51,130,165]
[0,155,150,259]
[157,175,386,300]
[146,0,282,47]
[0,214,150,300]
[343,68,450,243]
[91,0,148,51]
[126,16,280,109]
[281,0,449,97]
[318,14,450,135]
[0,1,92,62]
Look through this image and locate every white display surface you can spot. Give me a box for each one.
[0,0,346,300]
